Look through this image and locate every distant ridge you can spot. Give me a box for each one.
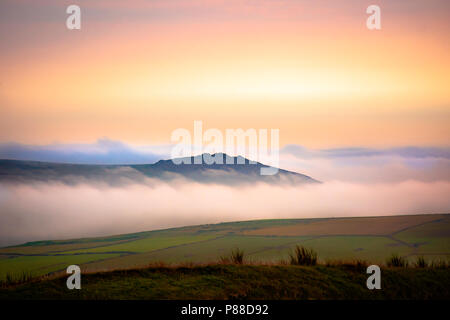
[0,153,319,185]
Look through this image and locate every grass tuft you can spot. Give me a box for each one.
[386,254,408,268]
[415,256,427,268]
[289,245,318,266]
[220,248,245,265]
[230,248,245,264]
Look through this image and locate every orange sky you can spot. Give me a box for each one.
[0,0,449,147]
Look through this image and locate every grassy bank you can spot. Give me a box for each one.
[1,263,449,300]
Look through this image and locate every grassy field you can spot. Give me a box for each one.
[0,214,449,281]
[1,264,449,300]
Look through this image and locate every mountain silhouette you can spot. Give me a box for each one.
[0,153,319,185]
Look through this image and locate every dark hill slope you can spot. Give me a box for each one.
[0,153,319,185]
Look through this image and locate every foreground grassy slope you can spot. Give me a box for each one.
[0,214,449,280]
[1,264,449,300]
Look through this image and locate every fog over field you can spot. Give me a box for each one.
[1,141,449,246]
[1,179,449,246]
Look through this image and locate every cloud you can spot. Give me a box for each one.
[0,179,449,246]
[280,145,450,183]
[282,144,450,159]
[0,139,171,165]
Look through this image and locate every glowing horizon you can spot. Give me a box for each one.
[0,0,449,147]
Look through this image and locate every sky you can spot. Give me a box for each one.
[0,0,449,148]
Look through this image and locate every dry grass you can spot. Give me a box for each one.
[386,254,409,267]
[289,246,318,266]
[220,248,245,264]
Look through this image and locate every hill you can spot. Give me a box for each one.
[0,153,318,185]
[1,264,449,300]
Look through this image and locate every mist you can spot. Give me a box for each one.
[1,179,449,246]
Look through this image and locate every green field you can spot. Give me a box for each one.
[0,214,449,280]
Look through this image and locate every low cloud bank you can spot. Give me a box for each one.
[279,148,450,183]
[0,179,449,246]
[0,139,170,165]
[1,140,449,183]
